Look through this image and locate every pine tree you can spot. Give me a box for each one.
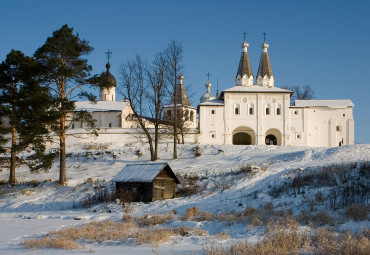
[34,24,96,185]
[0,50,56,184]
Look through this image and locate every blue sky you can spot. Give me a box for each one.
[1,0,369,143]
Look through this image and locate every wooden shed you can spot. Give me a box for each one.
[112,163,180,202]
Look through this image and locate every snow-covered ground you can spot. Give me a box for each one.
[0,142,369,254]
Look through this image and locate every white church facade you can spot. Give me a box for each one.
[197,39,354,147]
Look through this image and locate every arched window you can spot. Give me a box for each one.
[265,103,271,115]
[248,103,254,115]
[185,110,189,121]
[190,111,194,121]
[211,109,215,114]
[276,104,281,115]
[167,110,171,120]
[234,104,240,115]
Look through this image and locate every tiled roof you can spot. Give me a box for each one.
[74,101,128,112]
[237,51,253,78]
[170,84,192,107]
[295,100,354,108]
[257,51,273,78]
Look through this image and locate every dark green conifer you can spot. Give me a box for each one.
[34,24,97,185]
[0,50,56,184]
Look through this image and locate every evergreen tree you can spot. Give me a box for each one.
[34,24,96,185]
[0,50,56,184]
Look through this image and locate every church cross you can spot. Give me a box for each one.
[243,31,247,42]
[263,32,267,42]
[206,72,211,81]
[105,50,112,63]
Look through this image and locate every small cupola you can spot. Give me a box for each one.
[200,79,215,103]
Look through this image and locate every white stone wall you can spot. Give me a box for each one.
[303,107,354,147]
[198,105,225,144]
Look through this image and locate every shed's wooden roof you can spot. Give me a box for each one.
[112,163,180,183]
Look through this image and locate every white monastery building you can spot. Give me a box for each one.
[73,40,354,148]
[198,39,354,147]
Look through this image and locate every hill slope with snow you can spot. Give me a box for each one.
[0,143,369,254]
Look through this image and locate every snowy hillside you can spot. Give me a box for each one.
[0,143,369,254]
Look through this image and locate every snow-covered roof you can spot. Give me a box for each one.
[295,99,354,108]
[222,85,292,93]
[74,101,129,112]
[199,99,225,106]
[112,163,179,183]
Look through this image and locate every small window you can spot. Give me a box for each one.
[294,110,298,115]
[211,109,215,115]
[336,125,341,131]
[277,108,281,115]
[109,123,112,128]
[266,108,270,115]
[210,132,216,139]
[343,114,345,117]
[235,108,239,115]
[71,123,75,129]
[190,111,194,121]
[296,134,301,139]
[185,110,189,121]
[249,107,253,115]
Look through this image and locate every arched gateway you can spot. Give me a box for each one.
[265,128,282,145]
[232,127,256,145]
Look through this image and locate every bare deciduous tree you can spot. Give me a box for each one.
[120,53,168,161]
[284,85,315,105]
[165,40,183,159]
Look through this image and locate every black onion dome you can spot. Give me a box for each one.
[105,63,116,87]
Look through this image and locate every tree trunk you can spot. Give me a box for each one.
[148,136,156,161]
[173,104,178,159]
[154,128,158,161]
[59,118,66,185]
[9,125,17,185]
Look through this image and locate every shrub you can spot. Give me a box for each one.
[181,207,201,220]
[81,187,113,208]
[84,143,109,151]
[243,207,257,216]
[23,237,79,250]
[138,213,174,226]
[193,146,201,157]
[345,204,369,221]
[176,173,200,197]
